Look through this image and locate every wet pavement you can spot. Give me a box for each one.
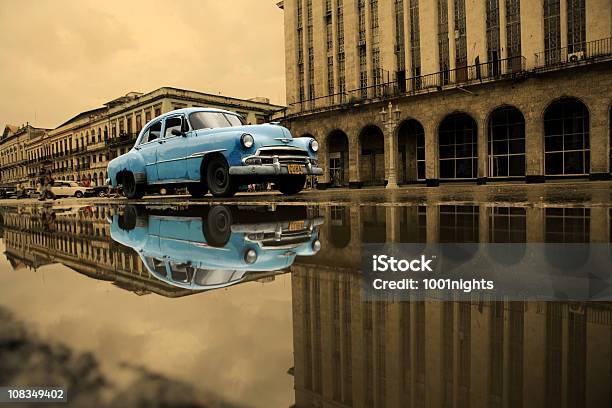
[0,183,611,407]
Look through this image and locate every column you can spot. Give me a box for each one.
[318,133,331,187]
[424,121,440,186]
[477,116,488,184]
[525,109,545,183]
[349,134,362,188]
[588,103,611,179]
[385,122,399,189]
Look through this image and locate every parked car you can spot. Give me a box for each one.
[0,185,17,199]
[106,108,323,199]
[110,204,322,291]
[46,181,94,199]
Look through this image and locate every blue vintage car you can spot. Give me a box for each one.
[106,107,322,199]
[109,205,323,291]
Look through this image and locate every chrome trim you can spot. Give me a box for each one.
[190,149,226,158]
[148,179,200,185]
[257,145,306,152]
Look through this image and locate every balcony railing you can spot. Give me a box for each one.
[290,56,526,115]
[535,37,612,68]
[106,133,138,148]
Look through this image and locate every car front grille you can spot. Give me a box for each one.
[246,146,311,165]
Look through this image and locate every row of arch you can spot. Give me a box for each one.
[317,97,599,186]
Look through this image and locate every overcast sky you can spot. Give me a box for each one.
[0,0,286,131]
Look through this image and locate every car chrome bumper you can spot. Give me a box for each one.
[229,164,323,176]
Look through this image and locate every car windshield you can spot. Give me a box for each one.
[189,112,245,130]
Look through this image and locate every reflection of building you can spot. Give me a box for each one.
[0,87,283,187]
[0,206,284,297]
[291,203,612,407]
[278,0,612,187]
[292,269,612,407]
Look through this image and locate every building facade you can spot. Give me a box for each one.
[1,87,283,188]
[279,0,612,187]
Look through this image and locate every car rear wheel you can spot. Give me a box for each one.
[206,156,236,198]
[187,184,207,198]
[75,191,83,198]
[45,191,55,200]
[276,175,306,195]
[122,172,145,199]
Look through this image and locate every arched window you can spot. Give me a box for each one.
[488,106,525,177]
[544,98,589,175]
[439,113,477,180]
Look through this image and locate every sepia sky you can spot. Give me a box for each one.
[0,0,286,131]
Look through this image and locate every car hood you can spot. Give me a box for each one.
[194,124,291,140]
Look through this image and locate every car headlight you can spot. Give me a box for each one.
[309,139,319,152]
[241,133,254,149]
[312,239,321,252]
[244,248,258,264]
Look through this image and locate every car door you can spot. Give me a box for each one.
[55,181,69,196]
[135,121,162,182]
[156,115,191,181]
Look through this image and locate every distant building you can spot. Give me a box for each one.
[1,87,283,187]
[278,0,612,188]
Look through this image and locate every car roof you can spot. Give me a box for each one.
[154,107,239,121]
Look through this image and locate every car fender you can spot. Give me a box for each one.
[108,150,146,186]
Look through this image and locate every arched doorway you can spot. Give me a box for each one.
[328,130,349,187]
[359,125,385,186]
[488,106,526,178]
[93,173,98,186]
[544,98,590,176]
[439,113,478,180]
[397,119,425,183]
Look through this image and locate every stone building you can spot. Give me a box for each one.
[0,124,50,186]
[290,202,612,407]
[278,0,612,187]
[1,87,282,187]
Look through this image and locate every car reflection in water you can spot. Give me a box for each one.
[110,204,323,291]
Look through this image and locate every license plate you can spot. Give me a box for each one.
[288,220,305,231]
[287,164,303,174]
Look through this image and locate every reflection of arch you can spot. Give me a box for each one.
[397,119,425,183]
[361,206,386,243]
[544,97,590,176]
[328,130,349,187]
[439,113,478,180]
[487,106,525,178]
[329,206,351,248]
[359,124,385,186]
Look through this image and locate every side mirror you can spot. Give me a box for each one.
[171,129,186,137]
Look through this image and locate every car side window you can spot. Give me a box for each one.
[141,121,162,144]
[164,116,184,138]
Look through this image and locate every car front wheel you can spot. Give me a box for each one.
[75,191,83,198]
[276,175,306,195]
[122,172,145,199]
[206,156,236,198]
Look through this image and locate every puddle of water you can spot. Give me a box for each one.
[0,202,611,407]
